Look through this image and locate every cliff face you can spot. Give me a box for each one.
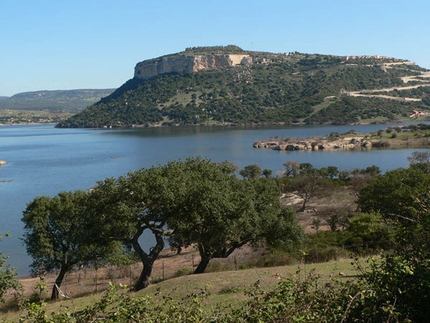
[134,54,252,80]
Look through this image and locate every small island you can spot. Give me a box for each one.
[253,124,430,152]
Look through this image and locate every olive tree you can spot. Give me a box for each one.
[164,159,303,273]
[88,165,173,291]
[22,191,118,299]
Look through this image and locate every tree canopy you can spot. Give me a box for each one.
[22,190,118,299]
[87,157,304,288]
[356,166,430,321]
[163,159,303,273]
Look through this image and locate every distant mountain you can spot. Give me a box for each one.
[0,89,115,112]
[56,46,430,128]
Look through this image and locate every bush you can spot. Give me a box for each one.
[173,267,193,277]
[371,140,390,147]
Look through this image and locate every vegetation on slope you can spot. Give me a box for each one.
[0,89,115,112]
[57,47,430,128]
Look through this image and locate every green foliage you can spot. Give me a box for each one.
[355,165,430,321]
[239,164,262,179]
[0,89,114,112]
[88,166,174,291]
[184,45,244,54]
[357,167,430,225]
[21,190,119,299]
[343,212,395,254]
[356,255,430,322]
[20,267,423,323]
[163,159,302,273]
[265,207,304,251]
[0,233,22,303]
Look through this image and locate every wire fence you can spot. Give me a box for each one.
[21,239,389,301]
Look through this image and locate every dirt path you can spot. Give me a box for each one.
[344,67,430,102]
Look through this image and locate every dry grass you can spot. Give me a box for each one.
[282,185,356,233]
[1,256,360,322]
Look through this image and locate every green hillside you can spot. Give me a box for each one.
[0,89,115,112]
[56,47,430,128]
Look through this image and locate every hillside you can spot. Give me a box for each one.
[0,89,115,112]
[56,46,430,128]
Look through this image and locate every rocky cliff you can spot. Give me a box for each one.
[134,54,253,80]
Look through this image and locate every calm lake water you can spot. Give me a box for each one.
[0,122,428,276]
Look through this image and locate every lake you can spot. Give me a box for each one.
[0,122,427,276]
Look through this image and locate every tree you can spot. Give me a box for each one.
[22,191,117,299]
[357,167,430,226]
[356,167,430,321]
[299,162,314,171]
[326,165,339,179]
[311,217,322,234]
[264,207,304,250]
[283,160,300,177]
[408,150,430,173]
[349,165,381,197]
[0,233,22,303]
[288,168,332,212]
[262,168,273,178]
[166,160,271,273]
[164,159,303,274]
[239,164,262,179]
[344,212,394,253]
[88,165,173,291]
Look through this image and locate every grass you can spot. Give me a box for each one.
[0,257,361,322]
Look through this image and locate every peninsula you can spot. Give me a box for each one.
[253,124,430,151]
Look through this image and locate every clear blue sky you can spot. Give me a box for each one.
[1,0,429,96]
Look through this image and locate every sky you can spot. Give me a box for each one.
[1,0,429,97]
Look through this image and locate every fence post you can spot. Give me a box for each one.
[162,261,165,280]
[129,265,132,288]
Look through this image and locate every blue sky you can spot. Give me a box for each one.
[1,0,429,96]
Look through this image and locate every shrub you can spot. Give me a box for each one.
[173,267,193,277]
[371,140,390,147]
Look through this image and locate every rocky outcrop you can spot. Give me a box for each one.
[134,54,253,80]
[253,137,372,151]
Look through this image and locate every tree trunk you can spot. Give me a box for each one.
[51,266,67,300]
[194,256,211,274]
[134,262,152,291]
[131,226,165,291]
[300,198,307,212]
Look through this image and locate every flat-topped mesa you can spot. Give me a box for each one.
[134,54,253,80]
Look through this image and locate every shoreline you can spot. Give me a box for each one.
[253,127,430,152]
